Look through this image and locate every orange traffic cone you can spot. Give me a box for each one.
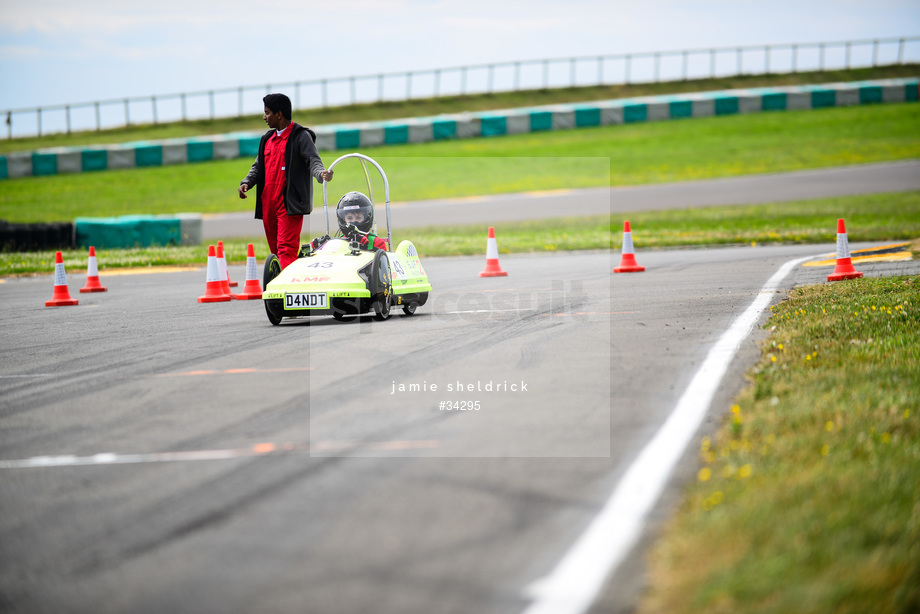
[479,227,508,277]
[80,246,107,293]
[218,240,238,287]
[216,243,237,299]
[45,251,79,306]
[198,245,232,303]
[235,243,263,300]
[613,220,645,273]
[827,218,863,282]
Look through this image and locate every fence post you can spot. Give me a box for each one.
[181,93,187,121]
[489,64,495,93]
[765,45,770,74]
[820,43,825,70]
[378,74,384,102]
[66,105,71,134]
[597,56,603,85]
[710,48,716,78]
[462,66,468,95]
[792,44,798,72]
[322,79,327,108]
[435,69,441,96]
[625,54,631,84]
[569,58,575,87]
[654,52,660,82]
[37,108,41,137]
[95,102,100,131]
[898,37,905,64]
[872,39,879,66]
[209,91,214,119]
[845,41,851,69]
[6,111,11,140]
[682,50,688,80]
[238,87,243,117]
[153,96,158,125]
[542,59,548,89]
[405,72,411,100]
[737,47,742,75]
[124,99,130,125]
[515,62,521,90]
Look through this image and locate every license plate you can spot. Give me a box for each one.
[285,293,327,309]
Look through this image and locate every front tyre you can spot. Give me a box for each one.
[263,254,283,326]
[370,250,392,321]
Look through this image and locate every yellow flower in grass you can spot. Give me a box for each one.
[698,467,711,482]
[738,464,752,479]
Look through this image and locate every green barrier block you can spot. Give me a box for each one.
[907,83,919,102]
[238,136,261,158]
[335,129,360,149]
[187,141,213,162]
[384,125,409,145]
[575,107,601,127]
[761,93,787,111]
[529,111,553,132]
[669,101,692,118]
[624,104,647,123]
[81,150,108,172]
[480,116,507,136]
[811,89,836,108]
[432,120,456,140]
[135,145,163,167]
[859,86,883,104]
[714,97,739,115]
[31,153,57,176]
[0,156,7,179]
[75,215,182,249]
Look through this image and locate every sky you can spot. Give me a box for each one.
[0,0,918,134]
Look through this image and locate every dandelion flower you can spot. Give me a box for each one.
[698,467,711,482]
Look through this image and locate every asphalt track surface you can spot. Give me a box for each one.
[2,238,918,613]
[205,160,920,239]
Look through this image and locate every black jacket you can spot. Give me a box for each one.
[241,123,325,219]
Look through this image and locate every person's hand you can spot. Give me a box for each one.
[320,170,334,182]
[238,183,249,199]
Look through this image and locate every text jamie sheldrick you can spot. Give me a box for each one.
[391,380,529,394]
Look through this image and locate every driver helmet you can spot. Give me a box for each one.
[336,191,374,235]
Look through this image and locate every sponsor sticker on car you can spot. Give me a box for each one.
[285,293,328,309]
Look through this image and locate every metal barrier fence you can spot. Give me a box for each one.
[4,36,919,139]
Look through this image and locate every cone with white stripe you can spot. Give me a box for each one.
[216,242,237,299]
[80,246,107,293]
[45,251,79,306]
[198,245,232,303]
[235,243,263,300]
[613,220,645,273]
[479,227,508,277]
[827,218,863,282]
[218,240,238,287]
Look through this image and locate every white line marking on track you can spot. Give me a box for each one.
[521,255,812,614]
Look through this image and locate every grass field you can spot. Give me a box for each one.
[638,275,920,614]
[1,102,918,224]
[2,64,916,155]
[3,190,918,276]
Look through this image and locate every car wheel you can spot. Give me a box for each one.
[402,302,417,316]
[370,251,392,321]
[263,254,283,326]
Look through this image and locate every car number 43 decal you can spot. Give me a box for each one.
[392,259,408,280]
[304,261,334,268]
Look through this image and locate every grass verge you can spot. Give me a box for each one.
[2,190,918,276]
[638,275,920,614]
[2,65,916,155]
[1,102,918,224]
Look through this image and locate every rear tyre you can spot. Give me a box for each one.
[402,302,417,316]
[263,254,283,326]
[370,251,392,321]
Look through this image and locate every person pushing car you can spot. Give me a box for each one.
[238,93,333,269]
